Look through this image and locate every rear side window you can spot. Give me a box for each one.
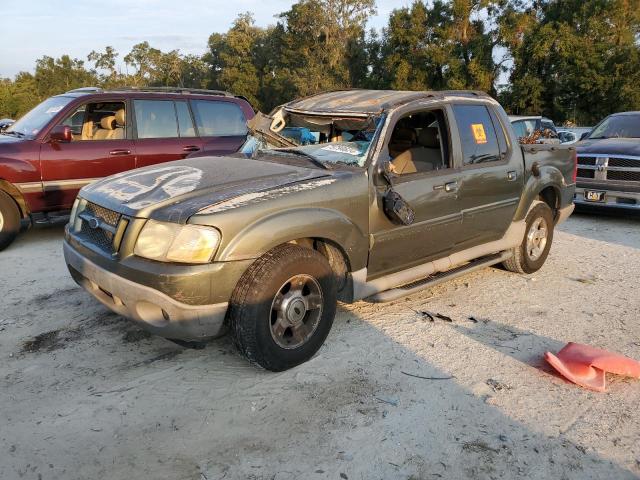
[452,105,501,166]
[191,100,247,137]
[175,101,196,137]
[511,121,525,138]
[134,100,178,139]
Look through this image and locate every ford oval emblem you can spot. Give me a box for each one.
[88,217,100,229]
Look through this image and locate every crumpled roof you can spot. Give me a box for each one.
[284,89,490,115]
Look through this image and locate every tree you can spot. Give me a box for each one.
[205,13,265,108]
[377,0,504,94]
[502,0,640,124]
[88,46,119,82]
[272,0,376,99]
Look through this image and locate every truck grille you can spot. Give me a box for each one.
[577,168,595,179]
[608,157,639,168]
[578,156,597,166]
[577,154,640,183]
[607,170,640,182]
[77,202,122,253]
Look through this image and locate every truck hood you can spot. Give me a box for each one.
[577,138,640,157]
[80,155,331,223]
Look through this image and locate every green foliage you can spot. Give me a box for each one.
[500,0,640,124]
[1,0,639,124]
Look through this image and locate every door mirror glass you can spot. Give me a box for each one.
[580,131,590,140]
[383,189,415,226]
[49,125,72,143]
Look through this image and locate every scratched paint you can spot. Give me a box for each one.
[89,165,203,209]
[197,178,337,215]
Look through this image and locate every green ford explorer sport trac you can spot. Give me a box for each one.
[63,89,577,371]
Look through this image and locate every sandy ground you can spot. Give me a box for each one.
[1,212,639,480]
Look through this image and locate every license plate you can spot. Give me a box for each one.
[584,190,606,202]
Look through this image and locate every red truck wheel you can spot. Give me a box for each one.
[0,191,20,251]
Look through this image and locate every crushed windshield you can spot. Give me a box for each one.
[6,96,74,138]
[588,114,640,139]
[242,111,383,168]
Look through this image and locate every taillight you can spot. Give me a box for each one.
[572,149,577,183]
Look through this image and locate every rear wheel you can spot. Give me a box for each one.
[228,244,337,371]
[502,202,554,274]
[0,190,20,251]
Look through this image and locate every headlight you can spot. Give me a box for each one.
[69,198,86,232]
[134,220,221,264]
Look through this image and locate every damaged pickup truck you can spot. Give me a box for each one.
[64,90,576,371]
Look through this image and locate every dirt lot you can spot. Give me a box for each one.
[1,212,639,480]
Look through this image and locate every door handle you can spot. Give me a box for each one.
[109,149,131,156]
[444,181,458,192]
[507,170,517,181]
[433,181,458,193]
[182,145,200,152]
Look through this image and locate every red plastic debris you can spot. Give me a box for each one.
[544,342,640,392]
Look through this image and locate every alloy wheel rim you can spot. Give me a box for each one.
[270,274,323,349]
[526,216,548,261]
[0,210,4,231]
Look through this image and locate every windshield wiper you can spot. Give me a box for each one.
[272,148,328,170]
[1,130,24,137]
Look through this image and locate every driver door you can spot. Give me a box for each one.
[367,106,464,278]
[39,99,135,208]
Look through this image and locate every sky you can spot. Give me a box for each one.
[0,0,407,78]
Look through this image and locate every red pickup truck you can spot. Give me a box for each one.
[0,87,254,250]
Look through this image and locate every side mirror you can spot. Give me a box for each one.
[49,125,72,143]
[383,189,415,226]
[580,132,590,141]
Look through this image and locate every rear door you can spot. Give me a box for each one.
[132,99,203,168]
[190,99,248,155]
[451,104,523,250]
[39,98,135,208]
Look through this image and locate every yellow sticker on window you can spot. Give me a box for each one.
[471,123,487,144]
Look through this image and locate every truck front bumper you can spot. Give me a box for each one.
[64,240,230,341]
[574,186,640,211]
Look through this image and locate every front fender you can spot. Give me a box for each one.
[217,207,369,271]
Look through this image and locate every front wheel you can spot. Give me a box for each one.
[228,244,337,371]
[502,202,554,274]
[0,190,21,251]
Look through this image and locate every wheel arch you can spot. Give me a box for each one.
[0,179,30,219]
[216,208,367,302]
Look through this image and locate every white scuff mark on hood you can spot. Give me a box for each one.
[90,166,203,209]
[197,177,337,215]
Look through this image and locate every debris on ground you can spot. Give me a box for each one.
[410,308,453,322]
[401,371,454,381]
[545,342,640,392]
[486,379,513,392]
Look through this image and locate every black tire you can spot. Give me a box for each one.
[228,244,337,371]
[502,202,554,274]
[0,190,20,251]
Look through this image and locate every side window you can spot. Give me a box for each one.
[134,100,178,139]
[452,105,501,166]
[191,100,247,137]
[59,102,126,141]
[488,108,508,154]
[523,120,537,136]
[511,120,525,139]
[387,109,450,176]
[175,101,197,138]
